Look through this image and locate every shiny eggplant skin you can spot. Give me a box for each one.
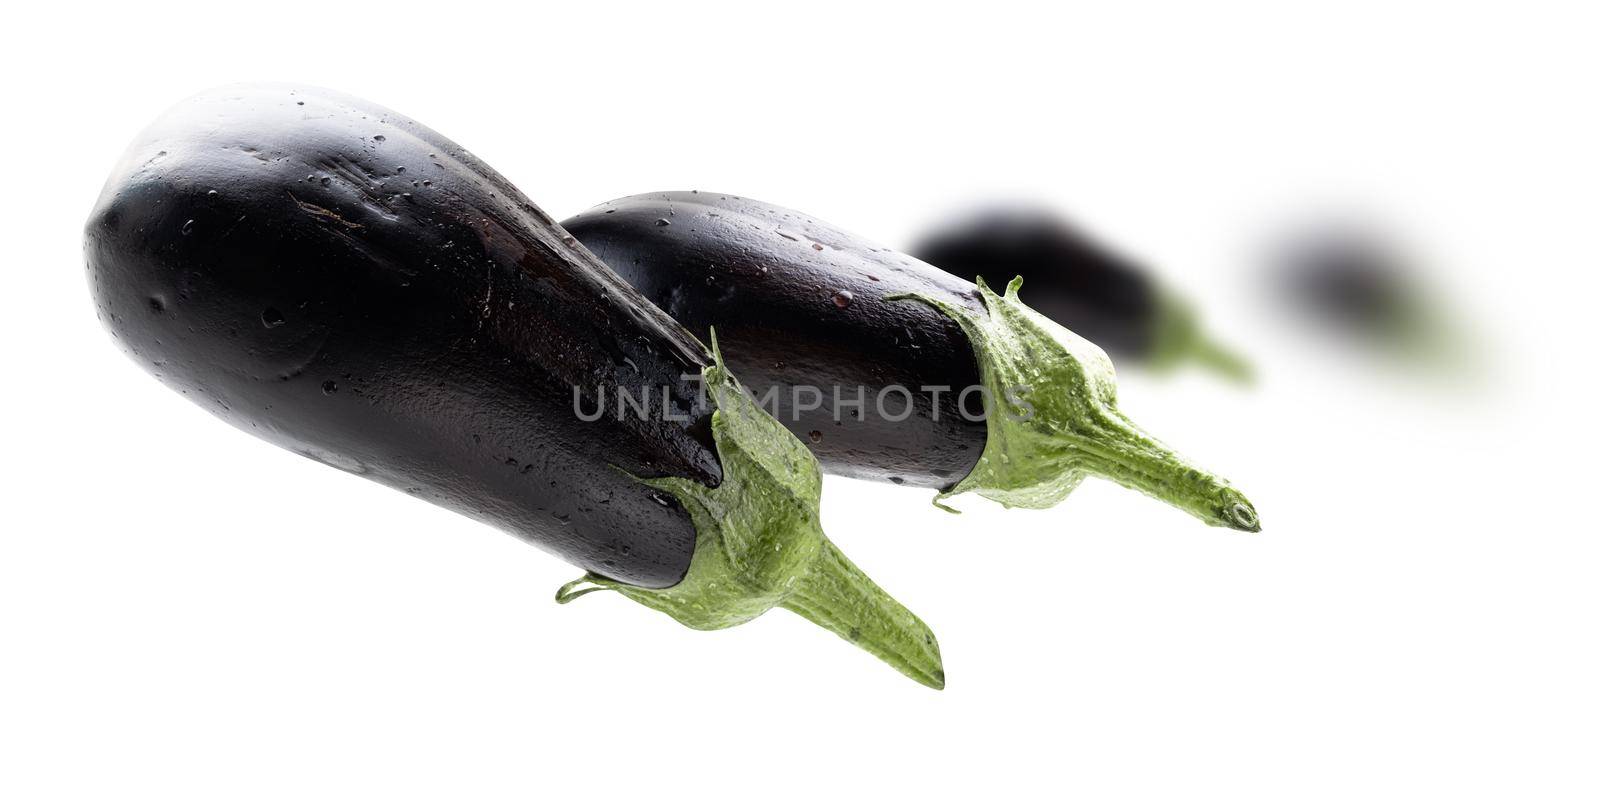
[908,208,1160,360]
[562,192,988,490]
[86,86,717,588]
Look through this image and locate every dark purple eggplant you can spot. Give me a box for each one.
[1271,224,1436,346]
[86,86,942,688]
[909,207,1252,382]
[563,193,1259,531]
[1264,223,1474,377]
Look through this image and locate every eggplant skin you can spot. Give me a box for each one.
[563,193,988,490]
[908,209,1160,359]
[85,85,717,588]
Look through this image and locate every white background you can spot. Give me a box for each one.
[3,2,1596,793]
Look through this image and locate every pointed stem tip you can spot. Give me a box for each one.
[1075,410,1261,532]
[1189,334,1256,385]
[782,539,946,689]
[1219,487,1261,532]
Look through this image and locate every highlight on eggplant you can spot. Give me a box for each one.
[908,206,1253,383]
[84,85,943,688]
[562,192,1259,532]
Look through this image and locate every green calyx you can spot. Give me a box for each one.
[1147,291,1255,384]
[892,276,1260,532]
[556,337,945,689]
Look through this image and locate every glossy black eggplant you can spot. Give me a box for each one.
[564,193,1259,531]
[86,86,942,687]
[909,207,1252,381]
[574,200,987,491]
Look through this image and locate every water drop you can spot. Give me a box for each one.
[655,218,672,227]
[261,307,285,328]
[831,290,854,309]
[373,135,386,142]
[181,219,195,235]
[298,447,366,473]
[321,380,338,395]
[808,430,823,443]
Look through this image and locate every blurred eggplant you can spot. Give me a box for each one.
[911,207,1252,382]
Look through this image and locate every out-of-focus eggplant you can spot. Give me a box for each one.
[910,207,1252,382]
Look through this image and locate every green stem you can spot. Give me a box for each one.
[556,335,945,688]
[781,540,945,689]
[1188,334,1255,384]
[893,276,1260,532]
[1067,408,1259,531]
[1149,293,1254,384]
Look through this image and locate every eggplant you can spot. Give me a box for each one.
[909,207,1252,382]
[562,193,1259,531]
[1272,225,1435,347]
[1266,223,1475,377]
[1277,230,1411,334]
[86,85,943,688]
